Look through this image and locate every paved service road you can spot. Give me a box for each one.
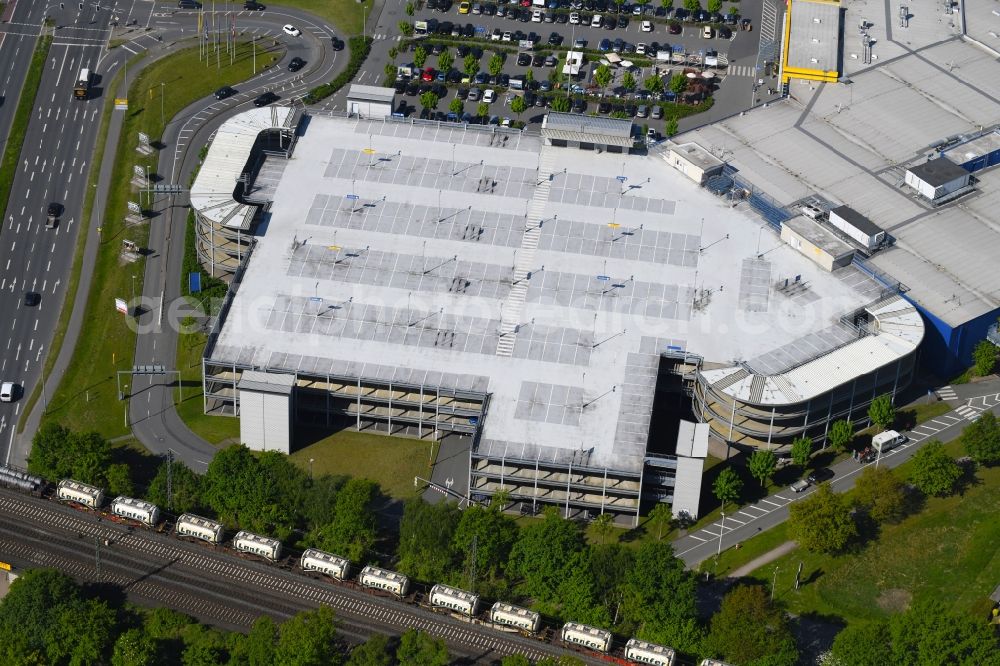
[0,487,604,664]
[671,381,1000,567]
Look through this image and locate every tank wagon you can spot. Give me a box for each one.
[489,602,542,634]
[359,565,410,597]
[175,513,224,545]
[300,548,351,580]
[111,496,161,527]
[56,479,104,509]
[561,622,612,654]
[625,638,677,666]
[0,466,45,494]
[429,583,480,617]
[232,530,282,562]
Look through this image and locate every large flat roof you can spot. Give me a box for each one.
[678,13,1000,328]
[786,0,841,75]
[210,114,891,472]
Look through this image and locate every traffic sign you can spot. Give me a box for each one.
[607,222,620,228]
[345,194,359,200]
[596,275,610,281]
[616,175,627,183]
[362,148,376,154]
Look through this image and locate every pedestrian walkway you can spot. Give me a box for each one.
[725,64,758,77]
[955,404,982,421]
[936,385,957,400]
[728,540,797,578]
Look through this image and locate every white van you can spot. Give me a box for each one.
[872,430,907,454]
[0,382,15,402]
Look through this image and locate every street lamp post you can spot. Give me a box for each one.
[717,509,726,557]
[309,457,315,479]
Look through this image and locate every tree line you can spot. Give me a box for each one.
[0,568,455,666]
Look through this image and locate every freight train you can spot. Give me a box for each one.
[8,467,689,665]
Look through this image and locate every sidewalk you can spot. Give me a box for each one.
[727,540,797,578]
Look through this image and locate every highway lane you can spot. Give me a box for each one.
[0,1,144,465]
[0,0,49,171]
[0,487,597,663]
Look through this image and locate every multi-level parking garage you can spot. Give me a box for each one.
[193,106,931,521]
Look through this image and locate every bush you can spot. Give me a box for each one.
[302,36,374,104]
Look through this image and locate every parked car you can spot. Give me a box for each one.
[483,89,496,103]
[668,21,681,34]
[517,52,532,65]
[421,67,436,81]
[641,19,652,31]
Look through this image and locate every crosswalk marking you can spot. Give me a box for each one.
[936,385,957,400]
[725,64,756,77]
[955,404,981,420]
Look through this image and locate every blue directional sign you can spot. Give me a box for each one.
[345,194,359,200]
[468,416,479,425]
[188,272,201,293]
[596,275,611,281]
[616,175,627,183]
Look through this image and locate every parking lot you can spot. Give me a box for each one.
[386,0,770,130]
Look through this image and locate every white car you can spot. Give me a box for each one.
[0,382,15,402]
[636,43,647,55]
[483,89,496,103]
[569,11,580,24]
[282,24,301,37]
[641,20,653,32]
[531,9,542,22]
[590,14,603,27]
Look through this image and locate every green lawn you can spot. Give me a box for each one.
[175,328,241,446]
[42,40,281,438]
[271,0,370,35]
[699,440,1000,623]
[289,429,438,500]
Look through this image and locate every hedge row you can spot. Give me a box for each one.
[302,36,373,104]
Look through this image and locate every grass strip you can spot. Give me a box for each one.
[18,55,142,433]
[0,35,51,231]
[42,40,277,438]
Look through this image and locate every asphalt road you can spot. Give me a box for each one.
[0,0,50,178]
[0,486,606,664]
[0,0,147,466]
[671,378,1000,568]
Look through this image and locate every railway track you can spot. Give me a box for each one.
[0,489,599,664]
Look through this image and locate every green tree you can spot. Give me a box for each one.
[973,340,997,376]
[347,633,393,666]
[438,49,453,73]
[910,440,962,497]
[827,419,855,451]
[525,68,534,84]
[669,73,687,94]
[622,71,637,92]
[28,423,112,485]
[589,543,633,625]
[748,449,777,487]
[501,656,532,666]
[147,458,202,514]
[180,624,227,666]
[202,444,258,526]
[275,606,342,666]
[590,513,615,545]
[405,2,414,16]
[706,585,798,666]
[661,0,674,7]
[888,600,1000,665]
[419,91,440,112]
[464,53,479,78]
[712,467,743,510]
[510,95,527,118]
[307,478,379,561]
[788,483,857,553]
[707,0,722,13]
[398,21,413,36]
[106,463,134,496]
[230,615,278,666]
[449,97,465,115]
[683,0,701,12]
[665,117,679,136]
[453,503,519,589]
[727,5,739,16]
[646,502,673,541]
[868,393,895,431]
[413,46,427,69]
[476,102,490,120]
[961,410,1000,465]
[397,499,461,582]
[594,64,613,90]
[383,63,396,83]
[507,508,589,608]
[111,628,159,666]
[396,629,449,666]
[551,96,571,112]
[623,541,703,654]
[830,621,893,666]
[644,75,664,95]
[791,436,812,468]
[853,465,906,523]
[488,53,505,77]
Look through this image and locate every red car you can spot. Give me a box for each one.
[519,0,531,6]
[421,67,435,82]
